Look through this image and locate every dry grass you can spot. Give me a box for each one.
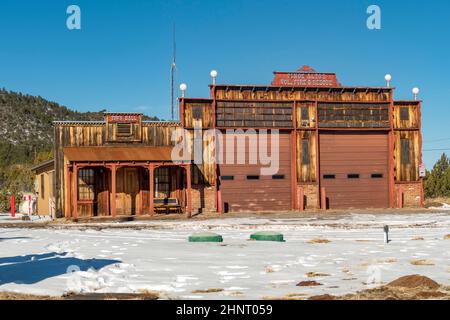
[309,275,449,300]
[263,292,307,300]
[265,266,275,273]
[410,259,435,266]
[444,234,450,240]
[307,238,331,244]
[0,291,160,300]
[379,258,397,263]
[305,272,331,278]
[412,236,425,241]
[191,288,224,294]
[424,197,450,208]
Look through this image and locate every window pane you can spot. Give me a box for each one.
[401,138,411,164]
[400,107,409,121]
[302,139,310,165]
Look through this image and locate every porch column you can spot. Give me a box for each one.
[149,164,154,216]
[66,166,71,218]
[186,164,192,218]
[111,164,117,218]
[73,164,78,219]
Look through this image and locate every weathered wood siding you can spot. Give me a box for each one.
[296,131,317,183]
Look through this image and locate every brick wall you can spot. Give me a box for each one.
[297,184,319,210]
[395,182,423,208]
[191,185,216,213]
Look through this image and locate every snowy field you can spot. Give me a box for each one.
[0,212,449,299]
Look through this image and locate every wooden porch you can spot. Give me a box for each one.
[65,162,192,219]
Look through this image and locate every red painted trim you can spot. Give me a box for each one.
[111,164,117,218]
[66,166,71,218]
[149,164,154,216]
[186,164,192,218]
[290,130,297,211]
[315,101,321,209]
[388,90,395,208]
[320,187,327,210]
[73,164,78,219]
[418,101,425,207]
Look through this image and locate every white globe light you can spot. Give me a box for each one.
[412,87,420,95]
[384,74,392,81]
[180,83,187,91]
[210,70,218,78]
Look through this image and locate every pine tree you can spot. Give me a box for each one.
[424,153,450,198]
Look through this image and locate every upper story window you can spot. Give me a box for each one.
[401,138,411,164]
[400,107,409,121]
[116,123,132,136]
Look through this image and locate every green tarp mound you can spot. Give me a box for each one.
[188,232,223,242]
[250,231,285,242]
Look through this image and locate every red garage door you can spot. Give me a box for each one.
[219,131,292,212]
[319,132,389,209]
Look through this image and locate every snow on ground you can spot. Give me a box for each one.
[0,212,449,299]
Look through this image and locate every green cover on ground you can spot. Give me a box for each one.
[250,231,285,242]
[188,232,223,242]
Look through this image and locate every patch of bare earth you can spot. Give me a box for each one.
[263,293,307,300]
[307,238,331,244]
[310,275,449,300]
[297,280,322,287]
[306,272,331,278]
[191,288,224,294]
[410,259,435,266]
[0,291,160,300]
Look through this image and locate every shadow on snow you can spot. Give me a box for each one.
[0,252,120,285]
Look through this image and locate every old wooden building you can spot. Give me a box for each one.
[51,66,423,219]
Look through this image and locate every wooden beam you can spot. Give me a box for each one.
[73,164,78,219]
[66,166,71,218]
[149,164,154,216]
[111,164,117,218]
[186,164,192,218]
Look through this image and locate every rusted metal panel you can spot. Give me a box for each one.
[219,132,292,212]
[63,146,173,161]
[319,133,389,209]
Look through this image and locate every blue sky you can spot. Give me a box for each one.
[0,0,449,168]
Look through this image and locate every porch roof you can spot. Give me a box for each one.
[63,146,174,162]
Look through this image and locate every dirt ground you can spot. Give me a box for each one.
[1,276,448,300]
[309,275,450,300]
[0,208,441,229]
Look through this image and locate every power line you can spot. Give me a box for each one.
[423,138,450,143]
[423,148,450,152]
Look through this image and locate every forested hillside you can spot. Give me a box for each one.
[0,88,159,210]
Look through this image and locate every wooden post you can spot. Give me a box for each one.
[66,167,71,218]
[73,164,78,219]
[217,189,223,214]
[299,187,304,211]
[186,164,192,218]
[111,164,117,218]
[320,187,327,210]
[149,164,154,216]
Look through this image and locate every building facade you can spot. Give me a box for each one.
[52,66,424,219]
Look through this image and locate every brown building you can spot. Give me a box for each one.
[50,66,423,219]
[31,159,55,216]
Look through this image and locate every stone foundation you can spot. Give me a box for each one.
[395,182,423,208]
[297,184,320,210]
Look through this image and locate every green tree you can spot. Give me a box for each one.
[424,153,450,198]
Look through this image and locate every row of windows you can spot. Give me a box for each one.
[323,173,384,179]
[221,175,285,181]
